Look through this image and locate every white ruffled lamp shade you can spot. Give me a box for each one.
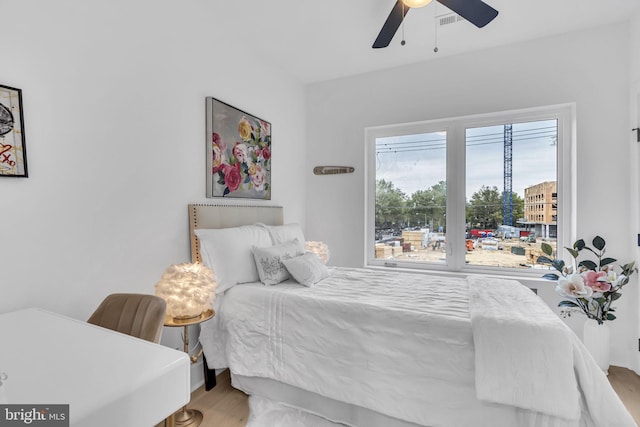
[155,263,217,320]
[305,241,330,265]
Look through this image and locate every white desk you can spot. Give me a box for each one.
[0,308,190,426]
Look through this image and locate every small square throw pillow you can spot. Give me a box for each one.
[252,239,305,286]
[282,252,331,287]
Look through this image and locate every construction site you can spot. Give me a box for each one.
[375,229,557,269]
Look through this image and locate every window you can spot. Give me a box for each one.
[365,104,575,275]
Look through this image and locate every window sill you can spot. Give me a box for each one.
[365,263,553,286]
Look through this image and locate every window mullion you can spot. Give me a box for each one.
[446,123,466,270]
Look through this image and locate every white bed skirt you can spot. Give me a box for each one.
[234,374,423,427]
[247,395,344,427]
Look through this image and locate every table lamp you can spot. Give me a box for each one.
[155,263,217,320]
[155,262,217,427]
[305,241,330,265]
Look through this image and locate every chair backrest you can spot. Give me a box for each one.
[87,293,166,343]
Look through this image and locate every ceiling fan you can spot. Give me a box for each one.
[373,0,498,49]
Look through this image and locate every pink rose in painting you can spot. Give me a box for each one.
[582,270,611,292]
[212,145,224,173]
[223,163,242,192]
[260,120,270,137]
[250,164,266,191]
[238,117,253,142]
[261,146,271,160]
[212,133,228,173]
[212,133,226,150]
[233,142,251,164]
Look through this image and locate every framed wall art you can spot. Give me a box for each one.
[205,97,271,199]
[0,84,28,177]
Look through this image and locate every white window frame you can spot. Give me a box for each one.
[364,103,576,278]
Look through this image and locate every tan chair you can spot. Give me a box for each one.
[87,293,167,343]
[88,293,176,426]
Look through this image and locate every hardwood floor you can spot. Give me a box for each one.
[608,366,640,423]
[185,369,250,427]
[187,367,640,427]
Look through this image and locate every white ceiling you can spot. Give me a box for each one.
[210,0,640,84]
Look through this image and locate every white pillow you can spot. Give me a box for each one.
[282,252,331,287]
[195,225,272,294]
[260,223,306,253]
[252,240,305,286]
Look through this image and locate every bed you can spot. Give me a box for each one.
[188,204,637,427]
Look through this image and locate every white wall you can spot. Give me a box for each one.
[307,23,639,370]
[0,0,307,384]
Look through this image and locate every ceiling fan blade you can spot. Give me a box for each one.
[436,0,498,28]
[373,1,410,49]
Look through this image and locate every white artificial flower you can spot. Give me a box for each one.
[611,273,626,287]
[600,270,617,283]
[556,273,593,298]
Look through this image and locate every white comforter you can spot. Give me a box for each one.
[200,268,636,427]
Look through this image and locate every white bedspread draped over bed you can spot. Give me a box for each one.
[468,275,579,421]
[200,268,636,427]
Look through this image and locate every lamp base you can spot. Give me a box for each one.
[174,408,203,427]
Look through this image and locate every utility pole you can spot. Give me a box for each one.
[503,124,513,226]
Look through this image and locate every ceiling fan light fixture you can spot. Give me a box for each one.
[373,0,499,49]
[401,0,432,8]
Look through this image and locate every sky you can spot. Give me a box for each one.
[375,119,557,200]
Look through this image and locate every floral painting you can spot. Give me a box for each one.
[205,97,271,199]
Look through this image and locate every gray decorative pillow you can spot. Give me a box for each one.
[252,239,304,286]
[282,252,331,287]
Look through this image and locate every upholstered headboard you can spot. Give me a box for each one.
[188,204,284,263]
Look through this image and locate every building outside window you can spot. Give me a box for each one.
[523,181,557,239]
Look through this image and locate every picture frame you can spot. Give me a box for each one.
[0,84,27,178]
[205,97,271,199]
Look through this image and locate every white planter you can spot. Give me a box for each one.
[583,321,610,374]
